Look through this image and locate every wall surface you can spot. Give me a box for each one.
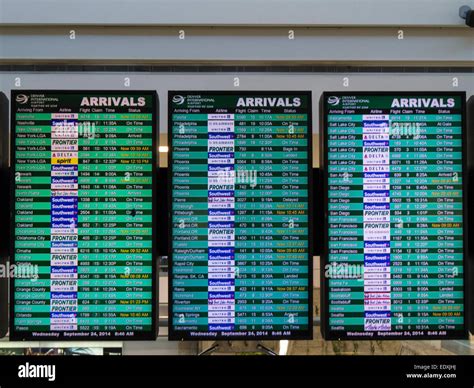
[0,0,471,27]
[0,1,473,64]
[0,27,473,64]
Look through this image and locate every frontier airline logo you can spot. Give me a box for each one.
[16,94,29,104]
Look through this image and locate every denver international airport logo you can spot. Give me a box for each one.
[327,96,340,106]
[16,94,29,104]
[172,95,185,105]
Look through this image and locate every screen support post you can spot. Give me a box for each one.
[197,341,278,355]
[197,343,220,356]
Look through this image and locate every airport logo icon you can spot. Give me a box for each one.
[327,96,340,106]
[16,94,29,104]
[173,95,186,105]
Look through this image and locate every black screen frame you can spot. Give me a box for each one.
[9,89,159,341]
[320,91,469,341]
[0,92,9,338]
[168,90,314,341]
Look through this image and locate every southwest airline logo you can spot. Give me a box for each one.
[327,96,340,106]
[16,94,29,104]
[173,95,186,105]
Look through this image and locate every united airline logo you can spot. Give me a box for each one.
[173,95,186,105]
[16,94,29,104]
[327,96,340,106]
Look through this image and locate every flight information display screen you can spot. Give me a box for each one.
[0,92,8,339]
[169,91,312,340]
[11,90,157,340]
[321,92,467,340]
